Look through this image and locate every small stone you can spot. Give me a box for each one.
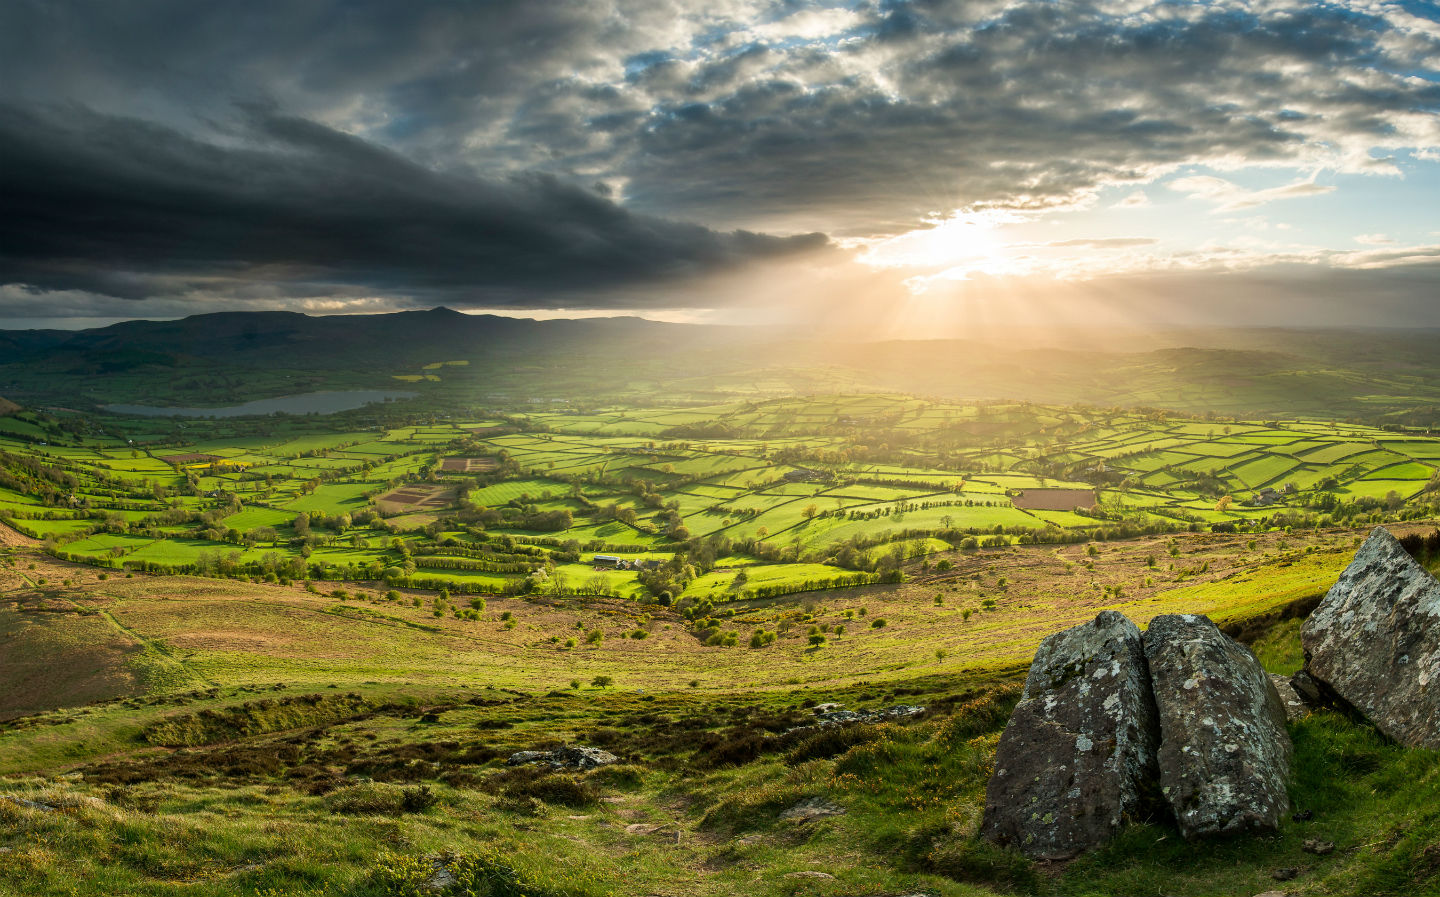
[1272,867,1299,881]
[784,871,836,880]
[1268,674,1311,722]
[779,796,846,821]
[423,855,457,891]
[1302,838,1335,855]
[1253,891,1289,897]
[624,823,671,836]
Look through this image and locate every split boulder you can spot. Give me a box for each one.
[1302,526,1440,749]
[980,610,1160,859]
[1144,614,1291,839]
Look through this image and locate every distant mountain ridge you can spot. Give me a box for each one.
[0,307,693,371]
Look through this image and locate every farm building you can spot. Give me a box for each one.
[593,555,623,566]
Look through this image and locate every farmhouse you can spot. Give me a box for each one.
[1247,487,1282,507]
[783,467,830,483]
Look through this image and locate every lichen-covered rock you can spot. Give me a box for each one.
[1144,614,1291,839]
[980,610,1159,859]
[505,745,618,770]
[1302,526,1440,748]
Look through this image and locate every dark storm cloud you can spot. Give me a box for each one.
[0,103,826,306]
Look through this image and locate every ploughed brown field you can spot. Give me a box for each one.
[375,483,455,513]
[1012,487,1096,510]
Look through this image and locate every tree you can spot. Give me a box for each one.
[1214,495,1233,512]
[590,675,613,688]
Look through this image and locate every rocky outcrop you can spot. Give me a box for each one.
[1144,614,1292,839]
[782,704,926,736]
[505,745,618,770]
[1302,526,1440,749]
[980,610,1160,860]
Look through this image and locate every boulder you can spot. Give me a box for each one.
[980,610,1160,859]
[1302,526,1440,748]
[1144,614,1291,839]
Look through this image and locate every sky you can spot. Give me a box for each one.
[1,0,1439,335]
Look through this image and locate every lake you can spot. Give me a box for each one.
[102,390,418,418]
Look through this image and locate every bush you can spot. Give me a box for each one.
[325,782,408,815]
[939,689,1022,745]
[784,724,883,764]
[401,784,438,812]
[871,618,887,629]
[498,771,597,808]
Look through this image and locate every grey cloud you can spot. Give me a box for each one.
[0,103,826,306]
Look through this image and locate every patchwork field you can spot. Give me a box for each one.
[1,395,1438,610]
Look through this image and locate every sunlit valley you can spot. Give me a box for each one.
[4,3,1440,896]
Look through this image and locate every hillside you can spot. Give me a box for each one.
[5,312,1440,420]
[2,523,1439,896]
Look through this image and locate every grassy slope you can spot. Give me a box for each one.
[5,526,1440,895]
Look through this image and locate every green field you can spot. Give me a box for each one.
[2,395,1439,608]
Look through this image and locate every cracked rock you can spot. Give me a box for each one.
[1302,526,1440,749]
[1144,614,1291,839]
[980,610,1160,859]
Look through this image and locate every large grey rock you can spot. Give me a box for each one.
[1144,614,1291,839]
[1302,526,1440,748]
[505,745,618,770]
[980,610,1160,859]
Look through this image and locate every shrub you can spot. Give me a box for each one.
[586,629,604,644]
[871,618,887,629]
[785,724,882,764]
[939,689,1022,745]
[325,782,408,815]
[400,784,438,812]
[500,771,597,808]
